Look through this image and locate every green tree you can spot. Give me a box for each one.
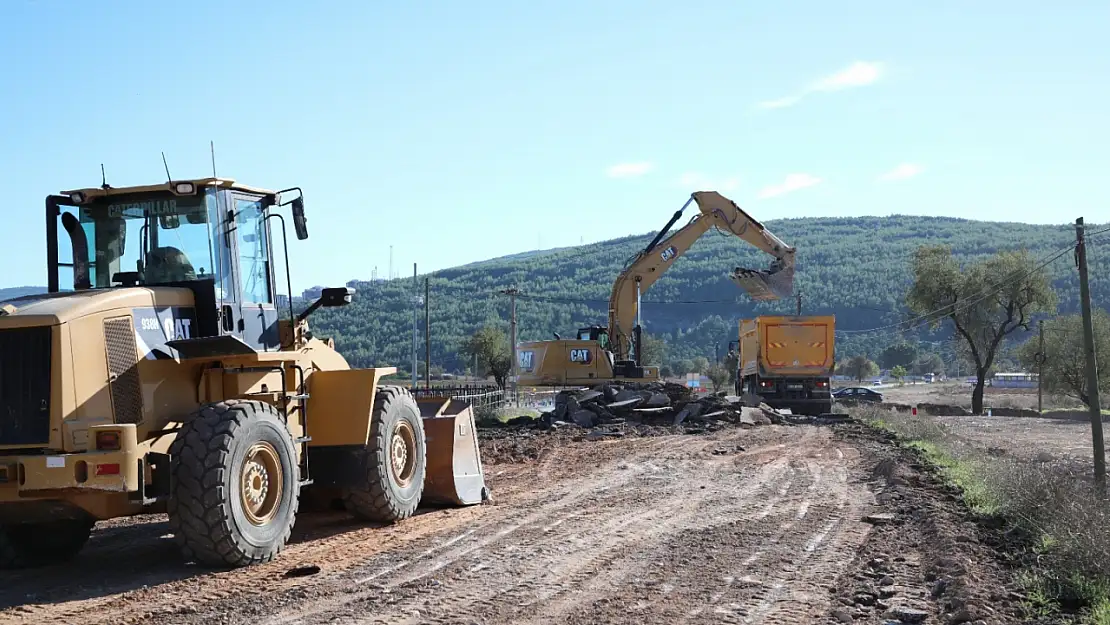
[879,342,918,369]
[706,363,730,393]
[891,365,908,384]
[673,359,694,377]
[1018,311,1110,409]
[844,355,879,383]
[911,353,945,376]
[691,356,711,375]
[462,324,513,388]
[907,246,1057,414]
[639,333,665,367]
[659,365,673,379]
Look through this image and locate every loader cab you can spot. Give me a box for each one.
[45,178,307,353]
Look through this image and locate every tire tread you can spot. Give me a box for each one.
[167,399,299,568]
[344,386,425,522]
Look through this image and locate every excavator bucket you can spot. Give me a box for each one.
[417,397,489,507]
[730,263,795,301]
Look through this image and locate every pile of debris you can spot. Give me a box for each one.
[531,381,785,431]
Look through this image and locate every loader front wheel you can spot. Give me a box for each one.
[168,400,299,568]
[343,386,426,523]
[0,518,94,569]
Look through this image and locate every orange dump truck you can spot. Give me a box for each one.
[732,315,836,416]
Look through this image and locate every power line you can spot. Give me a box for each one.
[837,242,1077,337]
[512,293,747,306]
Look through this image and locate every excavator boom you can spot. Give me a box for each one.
[606,191,795,361]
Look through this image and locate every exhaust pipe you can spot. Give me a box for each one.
[61,211,92,290]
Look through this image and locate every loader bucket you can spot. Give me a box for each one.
[417,397,488,507]
[729,263,795,301]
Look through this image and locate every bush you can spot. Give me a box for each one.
[856,405,1110,620]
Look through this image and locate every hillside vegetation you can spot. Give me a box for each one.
[309,215,1110,374]
[0,286,46,300]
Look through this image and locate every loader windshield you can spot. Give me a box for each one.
[76,189,220,288]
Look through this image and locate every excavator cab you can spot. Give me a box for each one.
[577,325,609,346]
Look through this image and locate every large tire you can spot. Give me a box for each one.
[167,399,300,568]
[343,386,427,523]
[0,519,93,569]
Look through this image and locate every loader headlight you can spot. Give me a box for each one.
[95,431,121,451]
[69,192,85,204]
[173,182,196,195]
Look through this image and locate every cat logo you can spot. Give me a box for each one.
[518,350,535,372]
[569,348,592,364]
[163,317,193,340]
[660,246,677,262]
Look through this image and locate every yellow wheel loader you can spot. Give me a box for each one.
[515,190,796,387]
[0,177,488,569]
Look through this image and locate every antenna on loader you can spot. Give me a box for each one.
[210,141,217,179]
[100,163,110,190]
[162,152,173,182]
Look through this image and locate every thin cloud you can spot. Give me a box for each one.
[606,162,654,178]
[755,61,885,110]
[678,172,740,191]
[811,61,885,92]
[878,163,924,182]
[758,173,822,199]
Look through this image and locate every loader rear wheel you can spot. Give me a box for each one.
[167,400,299,568]
[0,519,94,569]
[343,386,427,523]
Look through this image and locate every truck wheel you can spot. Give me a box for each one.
[0,519,93,568]
[343,386,426,523]
[168,400,299,568]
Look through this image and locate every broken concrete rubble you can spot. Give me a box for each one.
[533,381,786,433]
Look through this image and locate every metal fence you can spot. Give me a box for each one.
[409,384,508,412]
[406,384,561,413]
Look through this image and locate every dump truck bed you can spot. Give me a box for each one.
[739,315,835,377]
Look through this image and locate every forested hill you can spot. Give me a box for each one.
[310,214,1110,374]
[0,286,46,300]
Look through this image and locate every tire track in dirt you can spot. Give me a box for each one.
[258,426,871,625]
[263,437,798,624]
[1,425,879,625]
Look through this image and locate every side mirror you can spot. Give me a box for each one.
[320,286,354,308]
[291,197,308,240]
[296,286,354,323]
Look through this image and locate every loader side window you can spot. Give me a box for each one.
[234,199,272,304]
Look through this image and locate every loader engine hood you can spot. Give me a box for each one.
[0,287,196,326]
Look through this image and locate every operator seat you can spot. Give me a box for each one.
[145,246,197,283]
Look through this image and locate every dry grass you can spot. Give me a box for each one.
[857,404,1110,622]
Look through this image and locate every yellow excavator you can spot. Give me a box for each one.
[515,191,796,387]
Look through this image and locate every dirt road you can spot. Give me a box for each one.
[0,420,1036,624]
[0,425,883,625]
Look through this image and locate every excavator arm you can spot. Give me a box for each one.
[606,191,796,362]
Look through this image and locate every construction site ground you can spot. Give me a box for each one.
[0,409,1039,625]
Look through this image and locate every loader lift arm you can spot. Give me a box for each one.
[606,191,796,363]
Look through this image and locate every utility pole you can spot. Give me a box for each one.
[1037,319,1045,415]
[796,292,802,316]
[499,286,520,404]
[1076,217,1106,489]
[412,263,418,388]
[424,277,430,390]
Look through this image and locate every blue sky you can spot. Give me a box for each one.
[2,1,1107,293]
